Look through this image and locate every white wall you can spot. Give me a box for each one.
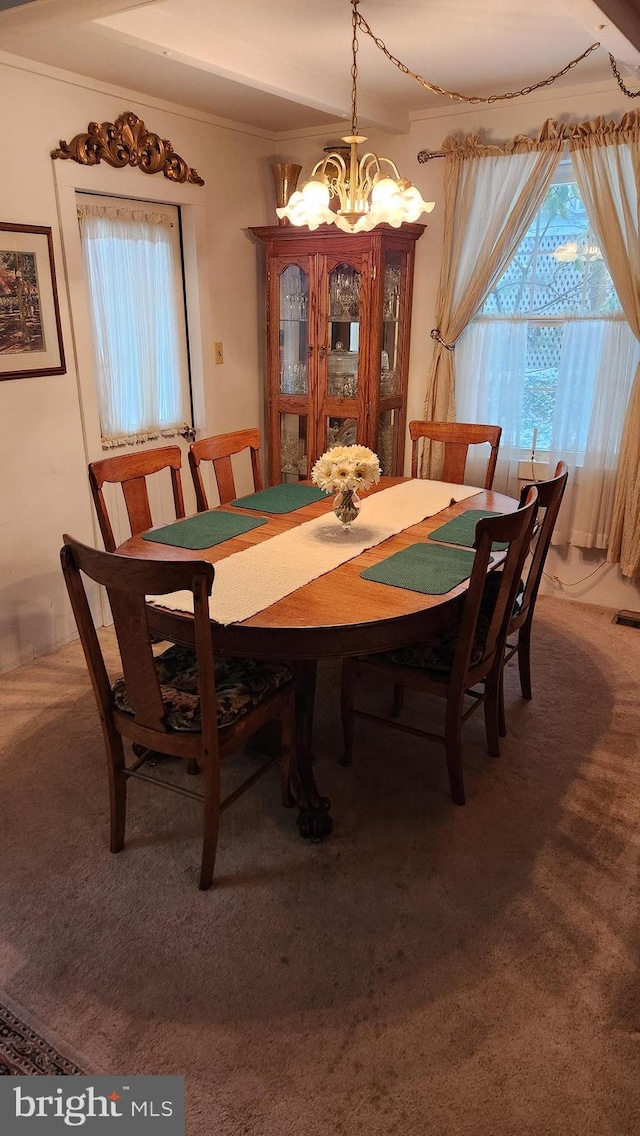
[0,52,277,671]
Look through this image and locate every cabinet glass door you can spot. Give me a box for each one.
[326,415,358,449]
[380,253,401,397]
[280,413,308,483]
[320,261,362,454]
[376,251,404,472]
[279,265,309,396]
[377,409,398,475]
[328,262,360,399]
[277,264,309,481]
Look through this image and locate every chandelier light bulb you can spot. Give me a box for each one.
[275,0,434,234]
[371,176,400,204]
[301,177,331,206]
[402,184,434,222]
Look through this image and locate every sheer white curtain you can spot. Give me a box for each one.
[455,319,527,492]
[422,128,562,474]
[456,315,640,546]
[569,121,640,575]
[549,319,639,545]
[78,202,188,447]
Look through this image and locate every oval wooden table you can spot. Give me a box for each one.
[117,478,519,840]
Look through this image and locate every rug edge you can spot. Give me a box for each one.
[0,988,97,1075]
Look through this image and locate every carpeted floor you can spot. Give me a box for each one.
[0,596,638,1133]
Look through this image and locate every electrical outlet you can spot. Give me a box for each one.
[214,341,224,365]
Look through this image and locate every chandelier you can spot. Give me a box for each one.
[277,0,434,234]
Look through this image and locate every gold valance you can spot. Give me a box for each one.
[438,118,566,160]
[419,110,640,163]
[565,110,640,149]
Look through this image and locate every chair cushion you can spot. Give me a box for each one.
[113,645,292,732]
[377,573,525,677]
[380,615,491,676]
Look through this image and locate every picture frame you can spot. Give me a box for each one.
[0,222,66,380]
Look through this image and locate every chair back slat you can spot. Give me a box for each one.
[515,461,569,630]
[120,478,153,538]
[89,446,185,551]
[409,421,502,489]
[441,441,471,485]
[192,575,218,744]
[213,455,236,506]
[189,429,263,510]
[60,544,113,718]
[451,488,538,685]
[107,589,167,730]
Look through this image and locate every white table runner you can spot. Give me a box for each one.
[149,479,482,626]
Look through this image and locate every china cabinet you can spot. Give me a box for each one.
[249,223,425,484]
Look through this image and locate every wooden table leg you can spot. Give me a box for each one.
[290,660,333,841]
[244,660,332,841]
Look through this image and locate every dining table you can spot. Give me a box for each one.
[116,476,519,841]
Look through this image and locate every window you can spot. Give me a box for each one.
[457,170,639,457]
[78,195,192,448]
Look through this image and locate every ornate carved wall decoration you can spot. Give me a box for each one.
[51,111,205,186]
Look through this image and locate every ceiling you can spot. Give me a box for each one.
[2,0,640,135]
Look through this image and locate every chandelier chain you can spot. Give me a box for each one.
[351,0,360,134]
[609,53,640,97]
[353,3,600,105]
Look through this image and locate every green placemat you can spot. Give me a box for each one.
[142,511,268,550]
[429,509,507,551]
[231,483,327,514]
[361,543,477,596]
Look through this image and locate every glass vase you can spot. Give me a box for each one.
[333,487,361,529]
[270,163,302,226]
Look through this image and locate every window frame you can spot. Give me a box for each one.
[77,192,194,447]
[53,159,208,471]
[472,160,627,461]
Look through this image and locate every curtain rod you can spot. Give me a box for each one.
[417,150,445,163]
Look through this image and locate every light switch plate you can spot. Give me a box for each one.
[214,341,224,365]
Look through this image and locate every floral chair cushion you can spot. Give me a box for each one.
[380,617,490,676]
[113,645,292,732]
[378,572,525,677]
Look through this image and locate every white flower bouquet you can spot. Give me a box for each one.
[311,445,381,494]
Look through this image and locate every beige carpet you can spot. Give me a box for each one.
[0,596,638,1134]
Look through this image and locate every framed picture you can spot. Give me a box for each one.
[0,222,66,380]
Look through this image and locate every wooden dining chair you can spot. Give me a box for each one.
[60,535,296,890]
[409,421,502,489]
[189,428,263,511]
[340,488,538,806]
[88,446,185,552]
[497,460,569,734]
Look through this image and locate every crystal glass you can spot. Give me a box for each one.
[281,433,302,472]
[329,265,361,320]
